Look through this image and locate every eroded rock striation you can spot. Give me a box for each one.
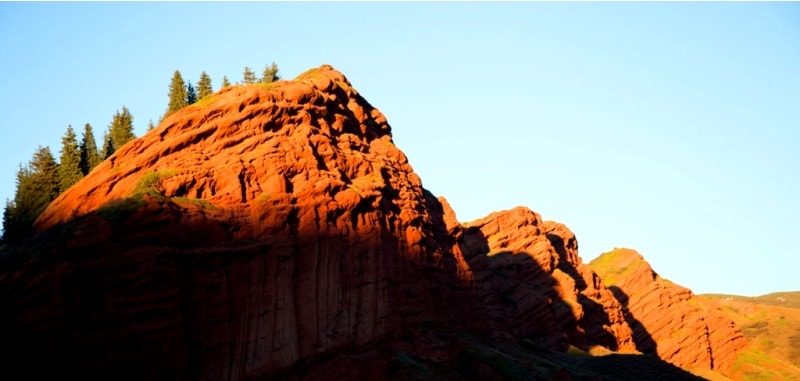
[589,248,747,374]
[0,65,739,380]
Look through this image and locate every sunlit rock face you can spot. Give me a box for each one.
[9,65,484,379]
[0,65,740,380]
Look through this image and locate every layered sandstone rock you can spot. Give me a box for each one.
[0,65,737,380]
[588,248,747,373]
[5,65,485,379]
[457,207,637,352]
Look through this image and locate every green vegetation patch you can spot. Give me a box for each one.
[172,197,216,210]
[295,67,319,80]
[566,345,589,357]
[192,92,220,107]
[132,169,177,197]
[733,348,777,370]
[255,193,271,203]
[589,249,635,286]
[723,305,741,314]
[259,82,277,91]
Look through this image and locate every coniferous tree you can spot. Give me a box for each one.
[101,131,115,159]
[261,62,280,83]
[198,71,213,99]
[2,167,30,242]
[221,75,231,88]
[79,123,101,175]
[147,119,156,132]
[2,147,60,242]
[166,70,188,117]
[58,125,83,192]
[242,67,257,84]
[186,81,198,105]
[2,199,14,242]
[29,146,60,203]
[108,106,135,151]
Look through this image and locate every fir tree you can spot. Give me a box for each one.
[147,119,156,132]
[186,81,198,105]
[2,199,14,242]
[2,167,30,242]
[101,130,115,159]
[58,125,83,192]
[29,146,60,203]
[221,75,231,88]
[166,69,188,117]
[2,147,60,242]
[261,62,280,83]
[243,66,257,84]
[198,71,213,99]
[79,123,101,175]
[108,106,135,151]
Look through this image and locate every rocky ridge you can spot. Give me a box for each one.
[589,248,748,373]
[457,207,637,352]
[0,65,743,380]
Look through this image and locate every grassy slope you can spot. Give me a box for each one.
[703,292,800,309]
[588,248,631,285]
[699,292,800,381]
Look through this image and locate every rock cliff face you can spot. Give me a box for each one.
[588,248,747,374]
[8,65,485,379]
[0,65,742,380]
[457,207,637,352]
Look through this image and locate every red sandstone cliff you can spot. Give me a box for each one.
[7,65,485,379]
[588,248,747,374]
[0,65,729,380]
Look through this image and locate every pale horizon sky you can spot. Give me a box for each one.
[1,2,798,296]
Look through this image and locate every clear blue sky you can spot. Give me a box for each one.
[1,2,798,296]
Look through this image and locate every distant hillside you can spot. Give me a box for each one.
[698,292,800,381]
[702,292,800,309]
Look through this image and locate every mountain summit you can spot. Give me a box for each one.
[1,65,744,380]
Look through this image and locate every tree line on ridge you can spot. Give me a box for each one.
[1,63,281,243]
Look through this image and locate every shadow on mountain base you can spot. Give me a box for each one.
[609,285,659,356]
[0,195,700,380]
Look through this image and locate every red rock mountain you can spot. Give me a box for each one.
[0,65,742,380]
[589,248,748,373]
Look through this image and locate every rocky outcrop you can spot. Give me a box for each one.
[0,65,740,380]
[457,207,637,352]
[588,248,747,373]
[4,65,486,379]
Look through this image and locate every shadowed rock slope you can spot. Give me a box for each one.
[0,65,737,380]
[589,248,748,375]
